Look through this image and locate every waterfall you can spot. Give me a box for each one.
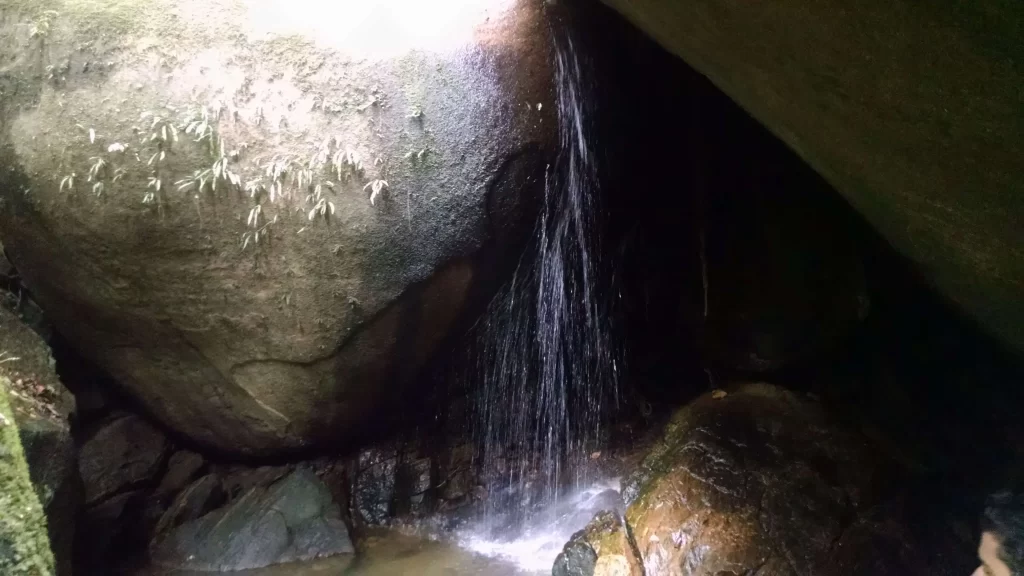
[471,24,619,530]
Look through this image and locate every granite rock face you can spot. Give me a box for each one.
[0,0,555,456]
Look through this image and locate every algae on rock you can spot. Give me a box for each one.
[0,376,55,576]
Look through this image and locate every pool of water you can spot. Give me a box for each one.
[143,478,623,576]
[148,532,534,576]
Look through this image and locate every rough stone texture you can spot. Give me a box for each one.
[153,450,205,501]
[151,468,355,572]
[618,383,933,575]
[0,306,77,575]
[0,375,55,576]
[79,413,168,506]
[598,0,1024,355]
[553,511,642,576]
[0,0,556,456]
[218,464,291,501]
[351,445,399,526]
[152,473,224,539]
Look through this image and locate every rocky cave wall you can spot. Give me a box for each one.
[0,0,1022,574]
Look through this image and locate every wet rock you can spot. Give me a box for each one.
[438,444,476,504]
[619,383,907,575]
[553,511,642,576]
[79,413,169,506]
[151,468,354,571]
[553,539,597,576]
[394,455,433,517]
[0,0,556,457]
[152,474,225,538]
[154,450,205,500]
[352,446,399,526]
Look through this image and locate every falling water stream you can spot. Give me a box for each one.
[144,21,623,576]
[456,25,623,572]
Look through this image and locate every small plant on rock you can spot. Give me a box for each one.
[364,179,389,206]
[308,197,335,221]
[87,156,108,181]
[210,138,241,191]
[404,148,428,163]
[142,113,178,166]
[184,107,217,155]
[29,10,58,41]
[175,169,214,195]
[144,176,162,204]
[87,156,110,196]
[263,156,293,202]
[242,204,277,250]
[59,172,76,193]
[331,146,363,182]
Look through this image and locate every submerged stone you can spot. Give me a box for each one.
[151,468,354,572]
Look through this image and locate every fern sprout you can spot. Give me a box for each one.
[364,179,389,206]
[87,157,108,182]
[308,198,335,221]
[184,106,216,154]
[59,173,76,192]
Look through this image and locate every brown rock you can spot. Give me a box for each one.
[0,0,556,456]
[79,413,168,506]
[619,383,908,575]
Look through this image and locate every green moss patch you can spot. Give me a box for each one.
[0,376,55,576]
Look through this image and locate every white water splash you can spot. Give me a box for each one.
[457,478,623,573]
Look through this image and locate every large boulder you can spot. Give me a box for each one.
[0,0,555,455]
[150,467,355,572]
[605,383,935,575]
[598,0,1024,355]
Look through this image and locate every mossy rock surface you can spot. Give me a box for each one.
[0,375,56,576]
[600,0,1024,355]
[0,305,77,576]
